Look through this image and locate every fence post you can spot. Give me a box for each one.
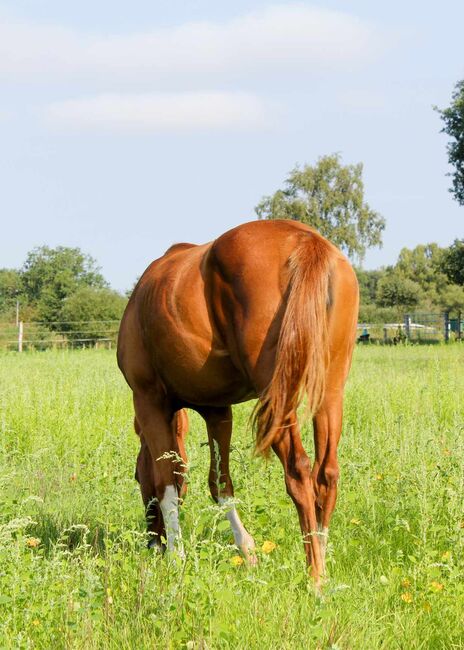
[404,314,411,341]
[458,310,462,342]
[18,321,23,352]
[383,326,388,344]
[443,312,450,342]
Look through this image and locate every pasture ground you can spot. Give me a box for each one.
[1,346,463,649]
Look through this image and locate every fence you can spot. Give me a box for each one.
[0,320,120,351]
[358,311,463,344]
[1,312,463,352]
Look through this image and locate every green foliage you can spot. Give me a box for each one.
[60,287,127,339]
[1,348,463,647]
[0,268,22,315]
[443,239,464,285]
[255,154,385,262]
[376,272,423,309]
[21,246,107,324]
[436,80,464,205]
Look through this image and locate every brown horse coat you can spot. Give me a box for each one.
[117,219,359,584]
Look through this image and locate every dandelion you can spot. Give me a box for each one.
[26,537,40,548]
[401,592,413,603]
[441,551,451,561]
[261,540,276,554]
[401,578,411,588]
[32,619,40,627]
[430,581,444,592]
[230,556,244,567]
[375,474,384,481]
[350,518,361,526]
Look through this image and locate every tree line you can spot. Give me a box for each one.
[1,79,463,333]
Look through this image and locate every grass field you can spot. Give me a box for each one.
[1,345,463,649]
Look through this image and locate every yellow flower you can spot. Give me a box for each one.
[401,592,413,603]
[230,555,244,567]
[430,581,444,592]
[26,537,40,548]
[350,518,361,526]
[32,619,40,627]
[261,540,276,554]
[401,578,411,588]
[375,474,384,481]
[441,551,451,561]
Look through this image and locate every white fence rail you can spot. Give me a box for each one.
[0,320,120,351]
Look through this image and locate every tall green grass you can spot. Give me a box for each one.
[0,346,463,649]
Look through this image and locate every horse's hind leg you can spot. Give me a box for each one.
[198,405,256,563]
[272,418,324,587]
[133,389,185,556]
[312,391,343,573]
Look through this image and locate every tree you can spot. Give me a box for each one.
[0,269,22,315]
[376,272,423,309]
[21,246,107,324]
[255,154,385,261]
[436,80,464,205]
[60,287,127,340]
[443,239,464,285]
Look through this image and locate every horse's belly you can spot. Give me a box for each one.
[153,342,254,406]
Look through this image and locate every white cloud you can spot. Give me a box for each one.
[45,92,273,132]
[0,5,384,88]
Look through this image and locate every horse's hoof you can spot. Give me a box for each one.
[147,537,164,552]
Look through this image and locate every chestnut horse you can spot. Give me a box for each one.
[117,220,359,585]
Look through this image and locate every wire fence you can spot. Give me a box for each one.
[0,320,120,351]
[1,311,463,352]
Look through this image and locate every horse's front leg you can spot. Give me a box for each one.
[272,419,323,587]
[198,405,256,564]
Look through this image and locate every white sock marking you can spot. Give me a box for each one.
[218,497,255,554]
[160,485,184,557]
[317,523,329,571]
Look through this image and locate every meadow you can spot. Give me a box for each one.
[0,345,463,649]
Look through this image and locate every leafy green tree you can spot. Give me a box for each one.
[21,246,107,324]
[443,239,464,285]
[436,80,464,205]
[376,272,423,309]
[60,287,127,340]
[355,268,385,306]
[439,284,464,312]
[255,154,385,261]
[0,269,22,315]
[394,244,449,307]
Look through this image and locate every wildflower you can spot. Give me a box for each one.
[230,555,244,567]
[441,551,451,561]
[430,581,444,592]
[261,540,276,554]
[350,518,361,526]
[401,578,411,588]
[26,537,40,548]
[375,474,384,481]
[32,619,40,627]
[401,592,413,603]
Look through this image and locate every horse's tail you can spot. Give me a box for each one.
[254,235,333,456]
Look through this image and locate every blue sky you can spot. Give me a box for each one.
[0,1,463,291]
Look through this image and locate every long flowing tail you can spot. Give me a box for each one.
[254,234,332,455]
